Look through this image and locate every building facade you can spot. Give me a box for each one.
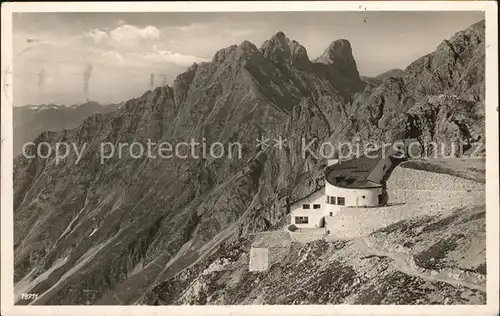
[289,189,326,229]
[289,141,416,231]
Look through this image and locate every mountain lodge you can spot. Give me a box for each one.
[290,139,418,233]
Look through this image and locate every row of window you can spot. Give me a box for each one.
[326,196,345,205]
[295,211,337,225]
[302,204,321,210]
[300,197,347,209]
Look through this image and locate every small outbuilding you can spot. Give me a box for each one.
[249,231,293,272]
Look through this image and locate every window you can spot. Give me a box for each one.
[295,216,309,224]
[302,204,310,209]
[337,197,345,205]
[325,196,330,203]
[329,212,333,217]
[330,196,336,205]
[362,195,366,199]
[313,204,321,209]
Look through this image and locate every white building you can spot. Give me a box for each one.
[290,140,417,232]
[289,189,326,229]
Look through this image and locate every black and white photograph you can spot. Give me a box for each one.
[1,2,498,315]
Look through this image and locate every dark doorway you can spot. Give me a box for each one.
[319,217,326,228]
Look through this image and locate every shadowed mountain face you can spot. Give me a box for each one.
[13,20,485,305]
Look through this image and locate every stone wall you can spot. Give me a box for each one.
[388,166,485,192]
[326,166,485,240]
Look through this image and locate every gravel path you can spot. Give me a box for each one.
[352,237,486,292]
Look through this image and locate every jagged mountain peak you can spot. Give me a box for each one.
[312,38,365,96]
[238,40,259,53]
[187,62,198,72]
[210,40,260,65]
[212,44,238,64]
[327,38,352,51]
[315,39,354,65]
[273,31,286,38]
[259,31,310,67]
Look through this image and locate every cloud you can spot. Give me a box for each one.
[109,24,160,45]
[12,20,246,106]
[80,23,160,49]
[83,29,109,44]
[13,25,207,106]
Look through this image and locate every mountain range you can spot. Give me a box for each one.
[13,101,122,154]
[13,19,485,305]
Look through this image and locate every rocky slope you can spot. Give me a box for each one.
[13,101,122,154]
[13,20,485,305]
[140,160,486,305]
[141,203,485,305]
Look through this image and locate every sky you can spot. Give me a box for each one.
[12,11,484,106]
